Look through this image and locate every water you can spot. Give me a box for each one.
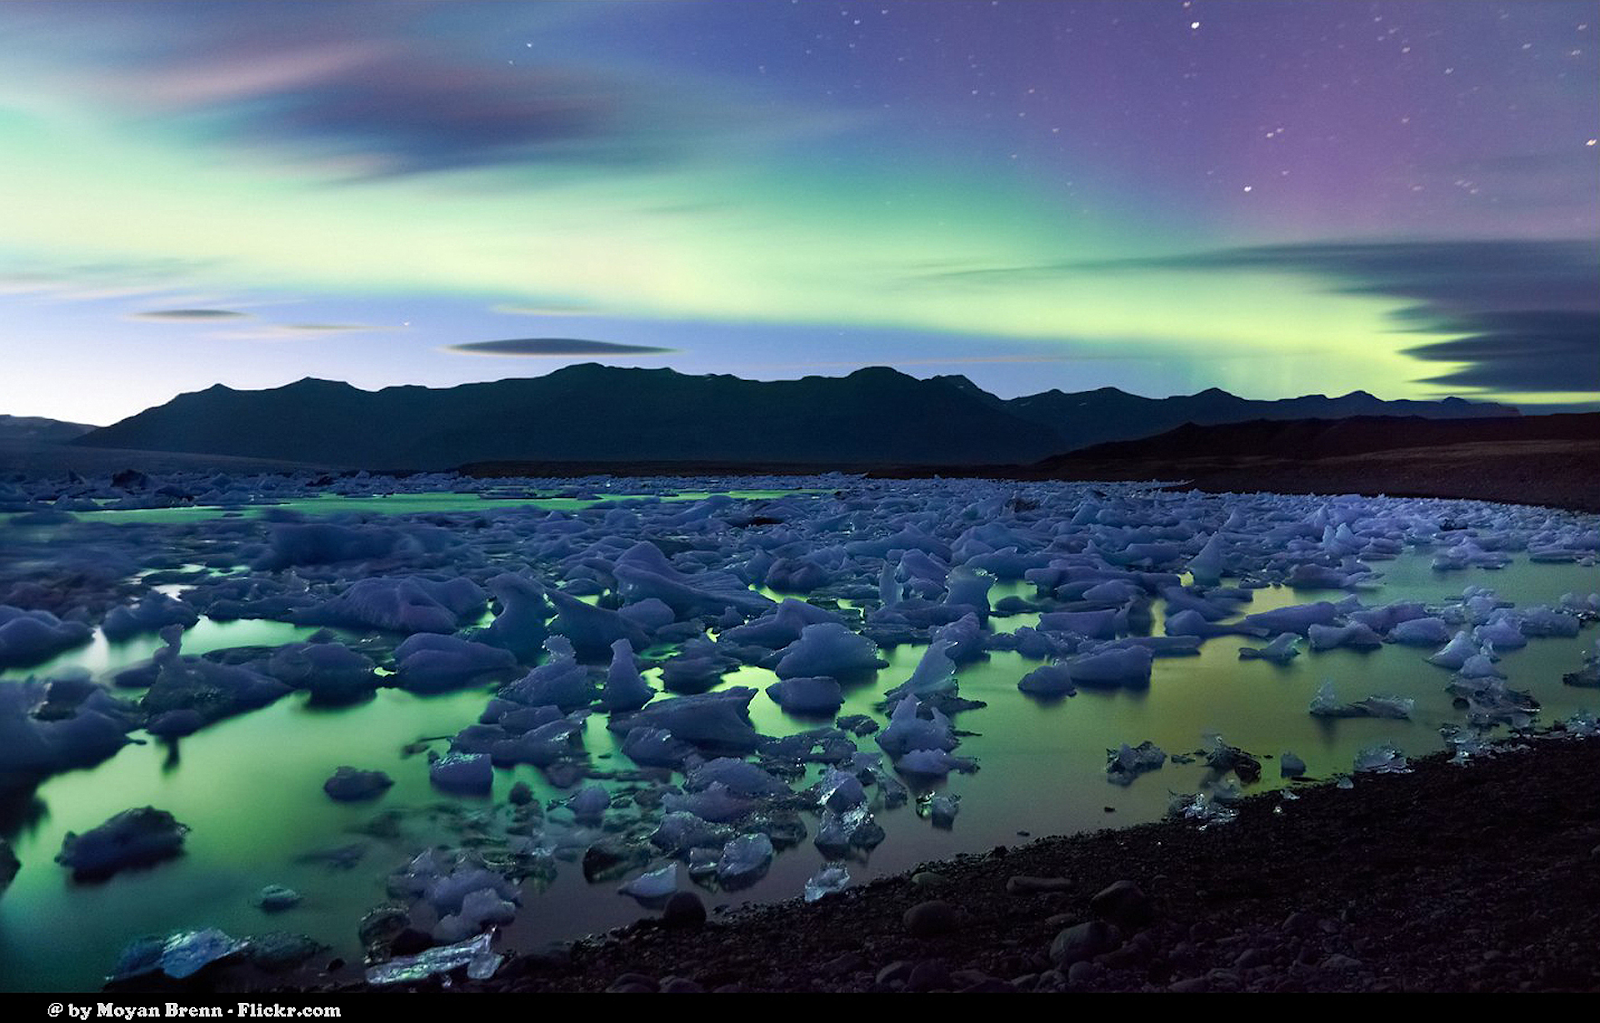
[1,550,1593,991]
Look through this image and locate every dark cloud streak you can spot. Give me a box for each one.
[445,338,675,357]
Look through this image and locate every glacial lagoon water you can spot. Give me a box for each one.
[0,480,1595,990]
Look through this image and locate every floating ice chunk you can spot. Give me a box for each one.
[765,675,844,715]
[102,592,198,642]
[434,886,518,943]
[1238,601,1340,636]
[601,639,654,713]
[109,928,246,982]
[651,812,734,856]
[620,726,694,767]
[1519,606,1580,638]
[0,606,93,667]
[614,541,774,617]
[1457,651,1505,680]
[1279,751,1307,778]
[1063,645,1152,688]
[323,767,394,802]
[895,747,978,777]
[720,598,842,649]
[1238,633,1300,663]
[687,757,791,798]
[1168,791,1237,827]
[295,576,486,634]
[662,782,756,823]
[1473,616,1527,651]
[618,863,679,903]
[547,587,649,659]
[0,678,136,777]
[1427,630,1479,670]
[265,642,377,703]
[716,833,774,889]
[1308,681,1412,719]
[566,784,611,819]
[772,623,886,679]
[56,806,188,878]
[1352,743,1410,774]
[502,636,596,711]
[814,804,885,855]
[477,573,551,660]
[876,696,957,758]
[944,566,994,615]
[1307,622,1384,651]
[1105,740,1166,786]
[486,712,585,767]
[393,634,517,693]
[1388,617,1452,646]
[882,637,958,705]
[365,932,502,985]
[1036,609,1120,639]
[1017,662,1076,697]
[429,752,493,795]
[609,687,763,750]
[924,792,961,828]
[804,862,851,902]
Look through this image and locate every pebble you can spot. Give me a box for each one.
[904,900,960,938]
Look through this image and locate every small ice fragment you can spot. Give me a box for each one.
[365,932,502,985]
[804,862,851,902]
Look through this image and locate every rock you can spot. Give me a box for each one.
[55,807,188,878]
[253,884,302,912]
[358,903,411,958]
[911,870,949,887]
[607,972,659,993]
[876,960,914,985]
[907,959,951,992]
[1089,879,1153,930]
[903,900,960,938]
[1169,975,1209,993]
[322,766,393,802]
[1049,919,1122,967]
[1235,947,1269,970]
[1320,953,1364,970]
[582,840,650,883]
[1067,960,1103,985]
[508,781,534,806]
[1006,874,1073,895]
[661,890,706,928]
[660,976,705,993]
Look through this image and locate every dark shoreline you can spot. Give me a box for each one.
[331,733,1600,994]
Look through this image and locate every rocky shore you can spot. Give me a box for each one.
[362,732,1600,994]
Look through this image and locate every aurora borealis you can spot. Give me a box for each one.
[0,0,1594,425]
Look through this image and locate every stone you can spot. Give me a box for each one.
[1089,880,1153,930]
[1049,919,1122,968]
[1006,875,1073,895]
[903,900,960,938]
[661,890,707,928]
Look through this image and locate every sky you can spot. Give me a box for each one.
[0,0,1595,425]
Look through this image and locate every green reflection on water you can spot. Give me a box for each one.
[66,490,816,526]
[0,552,1595,990]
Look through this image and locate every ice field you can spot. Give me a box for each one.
[1,471,1597,989]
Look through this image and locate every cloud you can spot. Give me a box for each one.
[132,308,246,320]
[212,322,399,341]
[444,338,675,357]
[935,239,1599,395]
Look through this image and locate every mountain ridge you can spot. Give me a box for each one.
[70,364,1519,470]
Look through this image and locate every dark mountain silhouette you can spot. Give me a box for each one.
[1036,411,1600,467]
[0,414,97,443]
[979,382,1516,452]
[71,364,1518,470]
